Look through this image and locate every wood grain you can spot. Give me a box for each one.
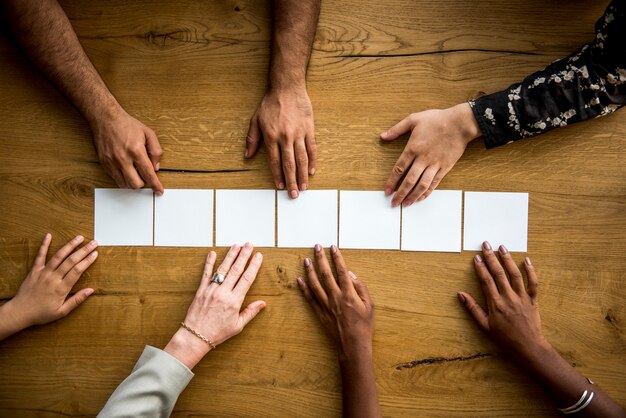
[0,0,624,416]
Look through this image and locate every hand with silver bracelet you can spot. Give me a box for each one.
[163,243,267,370]
[458,241,626,418]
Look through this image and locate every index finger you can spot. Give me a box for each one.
[267,143,284,190]
[314,244,340,297]
[135,152,163,196]
[329,245,354,293]
[384,151,414,197]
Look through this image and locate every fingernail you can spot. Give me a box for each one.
[525,257,532,266]
[297,277,304,286]
[44,233,51,241]
[403,200,413,208]
[418,195,426,202]
[330,245,337,254]
[156,190,163,196]
[89,239,98,247]
[384,187,392,196]
[381,131,388,138]
[314,244,322,253]
[304,258,311,267]
[482,241,492,251]
[278,182,285,190]
[391,200,399,207]
[499,245,508,254]
[155,162,160,171]
[74,235,84,243]
[290,190,298,199]
[90,251,98,259]
[457,292,466,303]
[85,288,94,296]
[348,271,357,280]
[244,149,249,158]
[474,254,482,263]
[310,168,316,176]
[301,183,307,191]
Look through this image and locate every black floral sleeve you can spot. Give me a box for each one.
[469,0,626,149]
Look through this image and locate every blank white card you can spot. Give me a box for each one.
[277,190,338,248]
[402,190,462,252]
[339,191,400,250]
[463,191,528,252]
[94,189,154,246]
[154,189,214,247]
[215,189,275,247]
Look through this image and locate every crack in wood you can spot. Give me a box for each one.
[339,48,544,58]
[158,168,253,174]
[395,352,492,370]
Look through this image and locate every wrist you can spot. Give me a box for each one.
[0,300,30,339]
[84,96,125,129]
[163,327,211,370]
[514,336,557,373]
[338,337,373,365]
[450,102,482,144]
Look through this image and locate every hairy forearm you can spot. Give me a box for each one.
[268,0,320,91]
[339,345,382,418]
[1,0,121,125]
[521,341,626,417]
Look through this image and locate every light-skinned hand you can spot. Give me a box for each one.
[164,243,266,369]
[297,244,374,357]
[245,87,317,199]
[381,103,481,207]
[91,108,164,195]
[458,241,547,358]
[0,233,98,341]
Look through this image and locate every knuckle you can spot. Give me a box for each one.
[392,165,405,176]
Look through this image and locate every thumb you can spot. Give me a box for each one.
[245,113,262,158]
[145,128,164,171]
[380,116,414,141]
[458,292,489,332]
[238,300,266,329]
[58,288,94,318]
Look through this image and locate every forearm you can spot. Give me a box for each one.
[338,345,382,418]
[1,0,121,125]
[268,0,321,91]
[0,300,28,341]
[520,341,626,417]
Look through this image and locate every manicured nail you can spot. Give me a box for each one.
[474,254,482,263]
[290,190,298,198]
[304,258,311,267]
[244,149,249,158]
[314,244,322,253]
[499,245,508,254]
[297,277,304,286]
[309,168,316,175]
[85,288,95,296]
[330,245,337,254]
[348,271,357,281]
[525,257,532,266]
[301,183,308,191]
[278,182,285,190]
[457,292,466,303]
[482,241,492,251]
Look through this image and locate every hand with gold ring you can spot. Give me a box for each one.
[163,243,266,369]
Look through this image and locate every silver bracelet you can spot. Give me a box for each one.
[557,389,595,415]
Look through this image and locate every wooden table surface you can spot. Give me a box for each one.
[0,1,624,416]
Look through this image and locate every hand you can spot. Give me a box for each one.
[245,87,317,198]
[297,244,374,357]
[0,234,98,340]
[381,103,481,207]
[90,108,164,195]
[458,241,549,359]
[164,243,267,369]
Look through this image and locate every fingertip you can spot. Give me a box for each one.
[457,292,466,304]
[90,250,98,259]
[297,277,304,287]
[44,233,51,242]
[474,254,482,263]
[303,258,311,267]
[155,162,160,171]
[309,167,316,176]
[482,241,492,252]
[384,187,392,196]
[85,288,95,296]
[524,257,532,266]
[314,244,322,253]
[244,149,249,158]
[348,271,357,281]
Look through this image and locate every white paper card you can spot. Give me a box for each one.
[215,189,275,247]
[277,190,338,248]
[401,190,462,252]
[154,189,214,247]
[339,191,400,250]
[463,192,529,252]
[94,189,154,246]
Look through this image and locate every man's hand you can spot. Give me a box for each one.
[91,109,164,195]
[382,103,481,207]
[245,87,316,198]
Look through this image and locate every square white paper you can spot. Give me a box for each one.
[94,189,154,246]
[401,190,462,252]
[154,189,214,247]
[463,192,529,252]
[215,189,275,247]
[339,191,400,250]
[277,190,338,248]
